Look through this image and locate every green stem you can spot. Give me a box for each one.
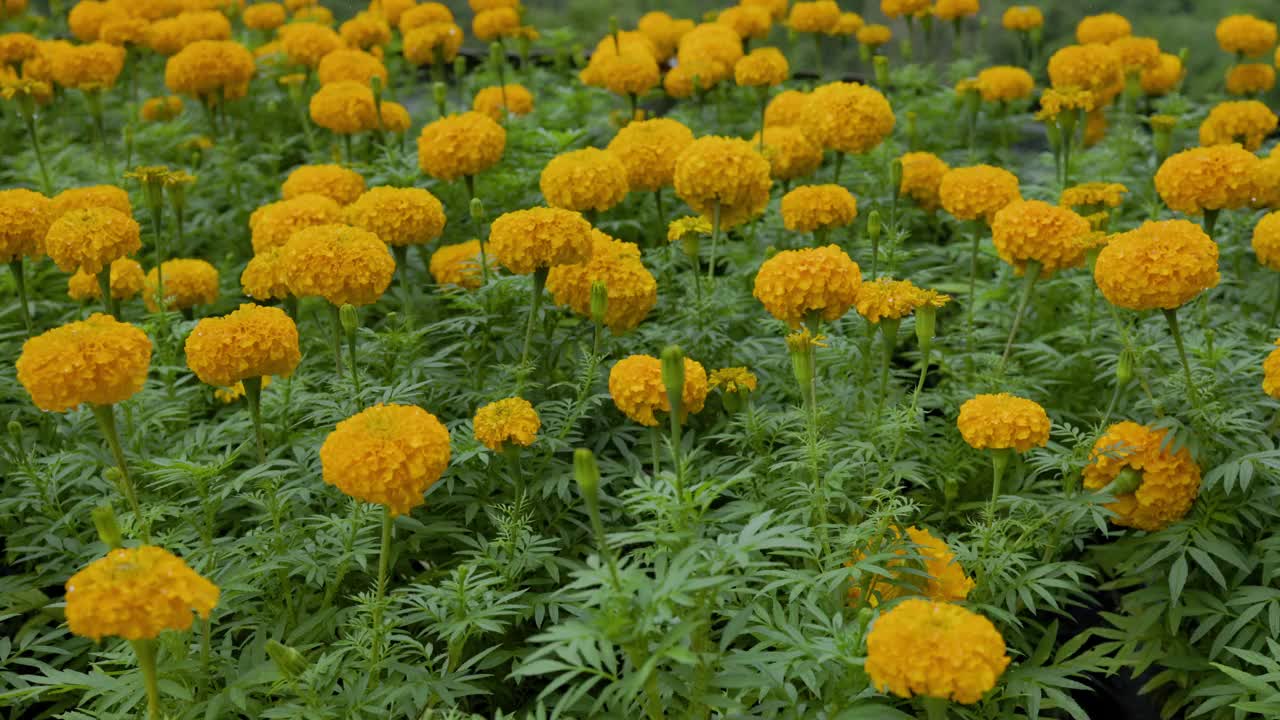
[97,266,118,318]
[21,109,53,196]
[345,311,362,399]
[668,401,684,505]
[131,639,161,720]
[147,197,165,307]
[999,260,1041,370]
[707,200,721,282]
[1162,307,1202,410]
[243,376,266,464]
[369,506,393,685]
[1270,274,1280,328]
[329,304,344,375]
[91,404,147,542]
[912,336,933,407]
[517,268,547,391]
[649,425,662,478]
[10,259,32,334]
[966,223,981,358]
[877,318,900,417]
[833,151,844,184]
[922,697,948,720]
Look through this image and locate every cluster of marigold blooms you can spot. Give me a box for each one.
[4,0,1280,713]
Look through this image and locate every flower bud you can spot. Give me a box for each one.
[867,209,882,243]
[1107,467,1144,496]
[8,419,24,455]
[944,476,959,503]
[489,42,504,69]
[890,159,903,197]
[339,304,358,336]
[660,345,685,415]
[452,55,466,81]
[574,448,600,503]
[856,606,874,631]
[433,81,447,116]
[92,504,124,550]
[590,281,608,325]
[873,54,890,87]
[470,197,485,222]
[1116,349,1134,386]
[266,640,309,680]
[858,43,871,63]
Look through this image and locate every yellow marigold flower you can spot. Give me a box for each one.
[741,0,787,22]
[1083,421,1202,531]
[1226,63,1276,96]
[144,258,219,312]
[1048,43,1123,104]
[398,2,453,32]
[282,164,365,206]
[780,184,857,233]
[249,193,342,252]
[403,22,463,66]
[662,63,709,98]
[488,207,593,275]
[1094,220,1219,311]
[717,5,771,40]
[1110,36,1160,72]
[899,151,950,211]
[240,246,291,300]
[800,81,894,154]
[243,2,286,30]
[754,126,824,181]
[429,239,485,289]
[472,83,533,120]
[847,526,975,607]
[472,7,519,41]
[144,12,233,56]
[753,244,862,327]
[939,165,1021,223]
[340,11,391,49]
[957,393,1050,453]
[1002,5,1042,31]
[1035,87,1095,121]
[1155,144,1259,215]
[316,48,386,87]
[282,224,394,306]
[1198,100,1277,151]
[933,0,978,21]
[68,0,116,42]
[764,89,810,127]
[709,366,757,393]
[1088,108,1109,147]
[379,101,411,133]
[866,599,1010,704]
[344,186,446,247]
[540,148,629,213]
[184,303,299,388]
[1140,53,1184,96]
[990,199,1091,275]
[673,135,772,229]
[579,31,659,88]
[68,258,145,301]
[831,12,865,36]
[880,0,929,19]
[546,230,657,332]
[473,397,540,452]
[854,277,933,323]
[606,117,695,192]
[416,111,506,181]
[164,40,254,103]
[675,23,742,86]
[0,188,51,262]
[280,21,340,67]
[734,46,788,87]
[1254,212,1280,270]
[1217,14,1277,58]
[608,354,708,426]
[856,24,892,48]
[1264,340,1280,399]
[637,10,692,61]
[140,95,183,122]
[100,16,150,47]
[16,313,152,412]
[309,80,377,134]
[215,375,272,403]
[1060,182,1127,211]
[667,215,712,243]
[46,207,141,276]
[976,65,1034,103]
[1254,152,1280,209]
[65,546,218,642]
[597,48,661,97]
[1075,12,1130,45]
[49,41,125,90]
[0,32,38,64]
[320,403,451,516]
[468,0,518,9]
[788,1,839,34]
[50,185,131,219]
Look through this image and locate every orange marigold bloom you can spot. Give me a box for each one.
[957,393,1050,453]
[755,126,824,181]
[309,80,377,134]
[800,81,894,154]
[764,89,810,127]
[1110,36,1160,72]
[788,1,839,34]
[344,186,446,247]
[487,207,593,275]
[939,165,1021,223]
[472,7,519,41]
[316,47,387,87]
[1264,340,1280,399]
[243,2,286,30]
[185,303,300,387]
[753,244,861,327]
[976,66,1034,103]
[780,184,857,232]
[1198,100,1277,151]
[398,3,453,32]
[141,94,184,122]
[164,40,254,103]
[854,277,939,323]
[0,188,51,262]
[0,32,38,64]
[50,185,132,219]
[1060,182,1127,211]
[402,22,463,66]
[847,526,975,607]
[473,397,540,452]
[880,0,929,20]
[68,258,145,301]
[1094,220,1220,311]
[1216,14,1277,58]
[637,10,692,61]
[540,148,630,213]
[282,164,365,205]
[546,231,657,332]
[1075,12,1131,45]
[1253,153,1280,210]
[65,546,219,641]
[1155,144,1259,215]
[379,101,411,132]
[709,366,757,393]
[579,31,659,88]
[717,5,771,40]
[933,0,978,21]
[429,239,485,289]
[280,21,340,67]
[339,11,391,49]
[416,111,506,181]
[1047,43,1123,104]
[608,354,708,426]
[990,200,1091,275]
[16,313,152,412]
[100,16,150,47]
[1001,6,1042,31]
[734,46,788,87]
[675,23,742,86]
[46,207,141,276]
[606,117,695,192]
[240,246,291,300]
[145,12,233,56]
[50,41,126,90]
[472,83,534,120]
[1035,87,1096,121]
[899,151,950,211]
[1083,421,1202,531]
[1226,63,1276,96]
[249,194,342,252]
[1140,53,1184,96]
[1253,212,1280,271]
[320,404,451,516]
[856,24,892,48]
[673,135,772,229]
[281,224,394,306]
[145,258,219,312]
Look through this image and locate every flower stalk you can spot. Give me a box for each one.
[999,259,1042,370]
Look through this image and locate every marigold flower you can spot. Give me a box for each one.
[140,95,184,122]
[899,151,950,211]
[0,32,38,64]
[637,10,692,61]
[487,207,593,275]
[828,11,864,36]
[990,200,1091,275]
[1254,213,1280,270]
[854,277,935,323]
[1001,5,1042,31]
[675,23,742,86]
[1264,340,1280,399]
[1140,53,1184,96]
[472,83,533,120]
[416,111,506,181]
[243,2,286,30]
[49,185,131,220]
[934,0,978,21]
[976,66,1034,103]
[472,7,519,41]
[594,48,660,97]
[281,224,394,306]
[540,148,629,213]
[240,246,291,300]
[215,375,272,403]
[282,164,365,206]
[68,1,118,42]
[579,31,660,88]
[734,46,788,87]
[1216,14,1277,58]
[547,230,657,332]
[763,89,809,127]
[65,546,218,641]
[100,16,150,47]
[340,11,391,49]
[473,397,540,452]
[1254,153,1280,209]
[667,215,712,243]
[780,184,857,233]
[788,1,839,34]
[856,24,892,48]
[1035,87,1095,121]
[320,403,451,516]
[164,40,254,103]
[1048,43,1123,104]
[1060,182,1127,211]
[144,258,219,312]
[184,303,300,387]
[1093,220,1219,311]
[379,101,411,133]
[0,188,51,262]
[145,12,232,56]
[957,393,1050,453]
[398,3,453,32]
[753,244,861,327]
[1110,36,1160,72]
[1198,100,1277,151]
[608,354,708,426]
[847,526,975,607]
[1083,421,1202,531]
[250,194,342,252]
[344,187,446,247]
[800,81,894,154]
[16,313,152,412]
[309,80,377,134]
[1154,144,1259,215]
[717,5,771,40]
[709,366,757,393]
[606,117,694,192]
[662,63,712,98]
[754,126,824,181]
[402,22,463,66]
[69,258,145,301]
[46,207,141,276]
[1088,110,1111,146]
[280,21,340,67]
[1075,12,1130,45]
[1226,63,1276,96]
[429,239,485,289]
[939,165,1021,223]
[316,48,387,87]
[49,41,125,90]
[880,0,929,20]
[866,599,1010,704]
[673,135,772,229]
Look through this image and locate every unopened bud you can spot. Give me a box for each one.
[589,281,608,325]
[452,55,466,81]
[8,419,23,454]
[890,158,903,197]
[489,42,504,68]
[92,504,124,549]
[1117,350,1134,385]
[944,476,959,503]
[266,640,309,679]
[574,448,600,504]
[339,304,358,336]
[470,197,485,222]
[867,210,882,243]
[856,606,874,630]
[873,54,890,87]
[433,81,447,115]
